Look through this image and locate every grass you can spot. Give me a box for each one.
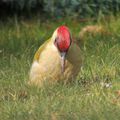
[0,16,120,120]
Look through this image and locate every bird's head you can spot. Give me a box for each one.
[52,25,72,73]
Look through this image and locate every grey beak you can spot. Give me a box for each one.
[60,52,66,73]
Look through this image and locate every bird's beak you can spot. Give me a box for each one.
[60,52,66,73]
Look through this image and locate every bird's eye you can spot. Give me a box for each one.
[55,38,57,43]
[54,37,58,44]
[54,38,58,46]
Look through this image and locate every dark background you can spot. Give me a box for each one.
[0,0,120,19]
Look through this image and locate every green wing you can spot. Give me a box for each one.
[33,38,51,61]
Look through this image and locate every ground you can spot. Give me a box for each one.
[0,16,120,120]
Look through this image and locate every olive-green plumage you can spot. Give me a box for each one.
[29,27,82,87]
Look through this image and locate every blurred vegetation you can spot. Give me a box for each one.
[0,0,120,18]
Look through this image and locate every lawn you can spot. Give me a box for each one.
[0,16,120,120]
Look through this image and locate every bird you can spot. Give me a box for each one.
[28,25,82,87]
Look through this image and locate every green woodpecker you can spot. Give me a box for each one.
[29,26,82,87]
